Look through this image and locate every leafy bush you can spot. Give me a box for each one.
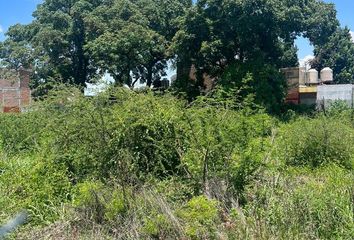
[0,154,71,224]
[276,116,354,169]
[240,165,354,239]
[0,111,44,155]
[177,196,220,239]
[10,86,271,195]
[72,180,108,223]
[221,62,286,113]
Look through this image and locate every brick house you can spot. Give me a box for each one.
[0,68,31,113]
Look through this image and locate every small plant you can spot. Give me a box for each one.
[104,188,129,222]
[72,181,107,224]
[242,165,354,239]
[142,213,169,237]
[177,196,220,239]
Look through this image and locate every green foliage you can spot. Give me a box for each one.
[1,0,353,238]
[312,27,354,84]
[240,166,354,239]
[0,155,71,225]
[72,183,183,239]
[325,100,354,117]
[3,0,104,87]
[86,0,162,87]
[0,86,353,239]
[72,181,128,223]
[0,113,42,154]
[0,24,34,70]
[220,63,286,113]
[73,181,106,208]
[180,104,272,196]
[85,0,190,87]
[171,0,339,104]
[1,0,189,90]
[177,196,220,239]
[276,116,354,169]
[142,213,169,237]
[0,0,345,107]
[154,178,195,203]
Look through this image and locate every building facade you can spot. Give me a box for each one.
[282,66,354,108]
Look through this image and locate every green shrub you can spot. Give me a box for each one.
[104,189,126,222]
[0,154,71,225]
[142,212,170,237]
[242,165,354,239]
[180,106,273,197]
[154,178,195,203]
[276,117,354,169]
[0,111,45,155]
[22,86,272,194]
[72,180,112,224]
[177,196,220,239]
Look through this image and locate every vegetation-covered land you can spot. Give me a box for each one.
[0,87,353,239]
[0,0,354,239]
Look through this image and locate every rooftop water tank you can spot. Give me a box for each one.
[307,69,319,84]
[321,67,333,83]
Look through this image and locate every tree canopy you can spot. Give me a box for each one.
[85,0,191,88]
[312,27,354,84]
[0,0,353,110]
[170,0,342,110]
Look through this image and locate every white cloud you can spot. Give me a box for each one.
[299,55,315,69]
[350,31,354,42]
[0,25,3,33]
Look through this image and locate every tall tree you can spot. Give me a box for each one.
[312,27,354,84]
[171,0,340,109]
[85,0,191,87]
[1,0,105,88]
[0,24,34,70]
[31,0,104,86]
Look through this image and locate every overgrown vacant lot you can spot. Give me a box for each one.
[0,87,353,239]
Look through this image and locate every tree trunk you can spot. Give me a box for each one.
[72,17,88,87]
[146,66,153,88]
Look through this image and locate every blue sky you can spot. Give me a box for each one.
[0,0,353,61]
[297,0,354,60]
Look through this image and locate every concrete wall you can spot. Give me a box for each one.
[317,84,354,109]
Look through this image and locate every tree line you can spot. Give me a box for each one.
[0,0,354,110]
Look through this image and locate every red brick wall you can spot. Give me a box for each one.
[3,90,20,107]
[3,106,21,113]
[20,89,31,106]
[0,69,31,113]
[285,88,300,104]
[0,79,20,88]
[19,69,31,88]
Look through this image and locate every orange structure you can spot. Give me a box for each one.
[281,67,319,105]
